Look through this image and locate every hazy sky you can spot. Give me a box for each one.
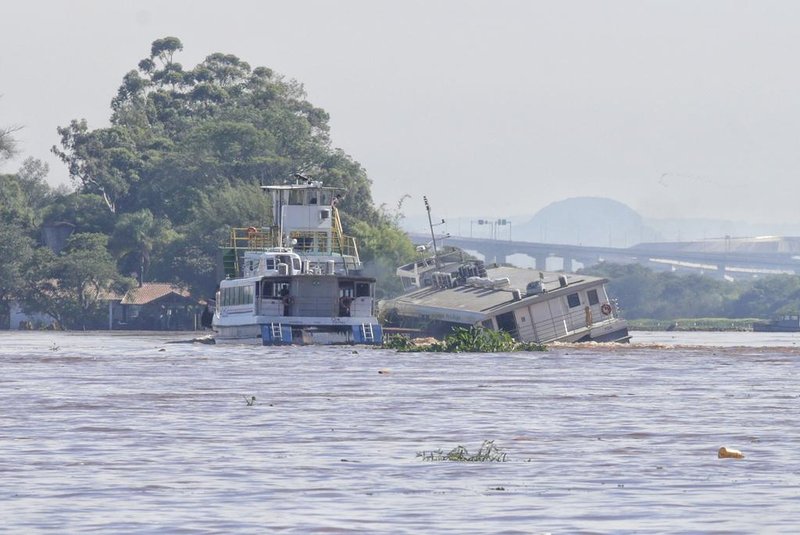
[2,1,800,223]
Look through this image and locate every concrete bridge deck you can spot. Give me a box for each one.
[406,233,800,277]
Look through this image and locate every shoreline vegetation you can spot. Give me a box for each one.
[629,318,759,332]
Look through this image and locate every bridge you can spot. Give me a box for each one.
[406,233,800,278]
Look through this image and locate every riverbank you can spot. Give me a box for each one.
[628,318,758,332]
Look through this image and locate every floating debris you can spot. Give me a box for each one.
[243,395,256,406]
[718,446,745,459]
[418,440,508,462]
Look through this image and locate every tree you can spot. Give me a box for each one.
[0,124,20,162]
[0,224,34,328]
[110,208,176,285]
[22,233,132,329]
[0,174,37,228]
[0,97,21,163]
[52,121,143,213]
[730,275,800,318]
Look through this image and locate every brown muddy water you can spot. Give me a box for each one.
[1,331,799,533]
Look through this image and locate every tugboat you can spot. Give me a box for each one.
[213,177,382,345]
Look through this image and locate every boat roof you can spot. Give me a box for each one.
[386,265,609,316]
[261,184,345,192]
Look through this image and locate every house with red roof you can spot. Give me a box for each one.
[118,283,204,330]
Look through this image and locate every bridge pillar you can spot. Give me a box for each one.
[535,255,548,270]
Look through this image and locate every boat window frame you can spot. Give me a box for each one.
[567,292,581,308]
[587,289,599,306]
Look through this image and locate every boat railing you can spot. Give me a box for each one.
[526,303,618,342]
[229,227,279,250]
[331,206,360,262]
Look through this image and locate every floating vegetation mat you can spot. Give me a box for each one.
[384,327,546,353]
[417,440,508,462]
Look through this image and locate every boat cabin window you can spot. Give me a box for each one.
[221,285,254,306]
[355,282,371,297]
[265,257,276,270]
[262,281,290,298]
[288,190,304,205]
[292,257,301,271]
[339,284,354,298]
[587,289,599,305]
[567,292,581,308]
[294,236,314,252]
[320,191,331,206]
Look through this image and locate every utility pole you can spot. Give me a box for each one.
[424,196,440,269]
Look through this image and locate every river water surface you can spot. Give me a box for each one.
[1,331,799,533]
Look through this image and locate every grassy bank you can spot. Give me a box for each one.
[628,318,758,332]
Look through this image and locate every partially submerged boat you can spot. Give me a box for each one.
[382,252,629,344]
[381,197,629,344]
[381,253,630,343]
[213,178,382,345]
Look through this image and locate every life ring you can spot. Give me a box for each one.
[282,295,294,306]
[601,303,613,315]
[247,226,258,236]
[339,296,353,308]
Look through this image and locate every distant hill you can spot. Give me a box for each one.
[511,197,660,247]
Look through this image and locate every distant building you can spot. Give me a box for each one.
[118,283,203,330]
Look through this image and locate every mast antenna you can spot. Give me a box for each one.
[424,196,441,269]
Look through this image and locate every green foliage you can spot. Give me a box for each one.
[41,192,116,235]
[352,219,416,298]
[109,208,177,284]
[0,174,37,228]
[0,224,35,324]
[382,333,416,350]
[581,262,800,320]
[21,233,133,329]
[0,120,20,162]
[384,326,546,353]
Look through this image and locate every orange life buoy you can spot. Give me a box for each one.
[247,226,258,236]
[601,303,612,315]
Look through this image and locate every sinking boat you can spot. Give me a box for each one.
[381,199,629,344]
[382,254,629,344]
[213,178,382,345]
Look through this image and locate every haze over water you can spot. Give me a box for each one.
[2,331,799,533]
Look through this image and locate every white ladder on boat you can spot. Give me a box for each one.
[270,322,283,342]
[361,323,375,343]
